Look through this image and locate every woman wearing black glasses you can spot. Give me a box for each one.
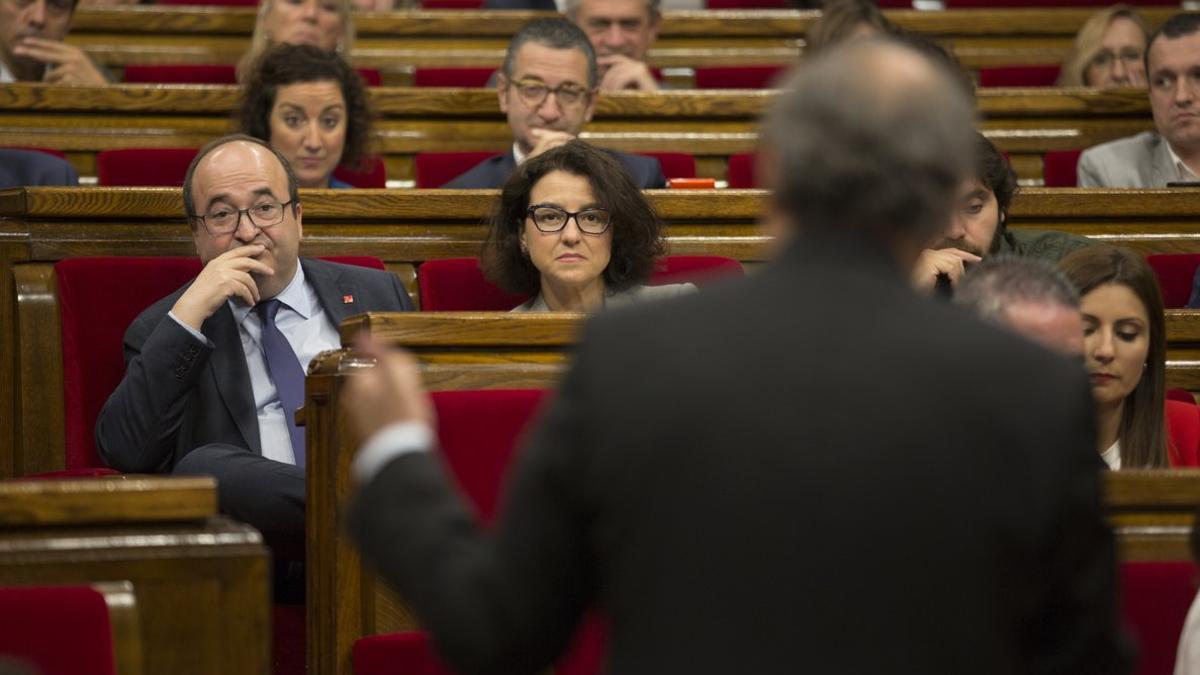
[482,140,693,312]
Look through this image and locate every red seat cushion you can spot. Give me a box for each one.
[415,152,500,189]
[418,255,743,311]
[1168,400,1200,468]
[96,148,198,187]
[977,65,1062,88]
[56,255,387,471]
[1043,149,1084,188]
[1121,561,1198,675]
[641,152,695,180]
[333,157,387,188]
[951,0,1166,4]
[122,65,238,85]
[0,585,117,675]
[694,65,788,89]
[413,68,495,88]
[1146,253,1200,309]
[727,153,755,189]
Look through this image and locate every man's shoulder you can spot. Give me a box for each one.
[608,151,664,187]
[1001,229,1093,262]
[1081,131,1160,162]
[443,154,509,189]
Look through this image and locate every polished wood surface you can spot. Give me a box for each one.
[0,477,270,675]
[0,84,1154,182]
[0,475,216,526]
[93,580,144,675]
[8,186,1200,478]
[61,7,1178,75]
[1107,470,1200,562]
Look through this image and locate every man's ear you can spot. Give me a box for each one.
[497,73,510,115]
[295,201,303,239]
[583,88,598,124]
[647,12,662,42]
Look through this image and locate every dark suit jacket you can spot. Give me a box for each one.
[349,232,1128,675]
[482,0,555,8]
[96,258,413,473]
[443,149,666,189]
[0,149,79,188]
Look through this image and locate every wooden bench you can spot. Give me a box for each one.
[62,7,1177,81]
[0,83,1154,183]
[6,186,1200,476]
[304,311,1200,675]
[0,475,270,675]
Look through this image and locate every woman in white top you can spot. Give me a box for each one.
[1059,244,1169,469]
[482,140,693,313]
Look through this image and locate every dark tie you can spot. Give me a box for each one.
[256,299,306,467]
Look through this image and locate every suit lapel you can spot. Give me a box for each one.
[1150,134,1177,187]
[303,258,362,331]
[203,304,262,454]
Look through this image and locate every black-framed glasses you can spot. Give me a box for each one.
[526,204,612,235]
[510,78,591,108]
[192,199,294,236]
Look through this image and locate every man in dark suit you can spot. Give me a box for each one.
[0,148,78,187]
[346,40,1129,674]
[444,18,664,189]
[96,134,413,565]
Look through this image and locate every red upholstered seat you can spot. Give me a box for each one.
[1168,400,1200,467]
[1170,389,1196,405]
[727,153,756,189]
[950,0,1166,5]
[1146,253,1200,309]
[1042,149,1084,188]
[977,65,1061,88]
[0,585,117,675]
[417,255,743,311]
[643,152,696,180]
[694,65,788,89]
[333,157,388,188]
[122,65,238,85]
[54,255,387,473]
[1121,561,1198,675]
[415,151,499,188]
[353,389,610,675]
[96,148,198,187]
[413,68,495,87]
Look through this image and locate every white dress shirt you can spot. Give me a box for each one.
[1101,441,1121,471]
[0,61,14,84]
[1166,143,1200,183]
[169,265,340,464]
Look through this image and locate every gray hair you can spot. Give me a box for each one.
[762,38,976,245]
[501,18,599,90]
[565,0,661,20]
[954,255,1081,323]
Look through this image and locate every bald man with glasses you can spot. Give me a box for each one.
[444,17,665,189]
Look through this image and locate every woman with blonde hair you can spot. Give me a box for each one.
[1058,5,1148,88]
[236,0,356,82]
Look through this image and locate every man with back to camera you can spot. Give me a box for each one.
[444,18,665,189]
[1079,12,1200,187]
[0,0,108,84]
[343,39,1130,675]
[95,134,414,578]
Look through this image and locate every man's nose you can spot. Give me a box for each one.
[26,0,47,28]
[300,0,319,21]
[234,210,263,242]
[1175,77,1195,105]
[601,24,626,47]
[537,94,563,121]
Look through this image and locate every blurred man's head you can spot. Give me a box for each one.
[761,38,976,263]
[954,256,1085,358]
[567,0,660,64]
[1146,13,1200,157]
[499,18,599,156]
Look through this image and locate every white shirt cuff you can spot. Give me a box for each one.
[168,310,211,345]
[353,421,434,483]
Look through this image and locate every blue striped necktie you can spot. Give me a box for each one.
[256,299,306,467]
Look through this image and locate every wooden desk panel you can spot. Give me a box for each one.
[0,476,270,675]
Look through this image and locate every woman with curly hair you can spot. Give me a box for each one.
[236,44,374,189]
[483,140,694,313]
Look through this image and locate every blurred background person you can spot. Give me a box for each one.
[236,0,354,82]
[482,140,691,312]
[1058,5,1148,88]
[0,0,108,84]
[568,0,661,91]
[0,148,78,187]
[237,44,374,189]
[1059,244,1170,469]
[953,256,1084,358]
[803,0,890,57]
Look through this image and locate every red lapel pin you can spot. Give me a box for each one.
[343,294,354,304]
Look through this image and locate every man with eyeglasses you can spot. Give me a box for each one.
[0,0,108,84]
[96,135,414,593]
[1079,12,1200,187]
[444,18,665,189]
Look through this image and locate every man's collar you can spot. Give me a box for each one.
[1165,141,1200,182]
[0,59,14,84]
[512,142,527,166]
[230,263,312,326]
